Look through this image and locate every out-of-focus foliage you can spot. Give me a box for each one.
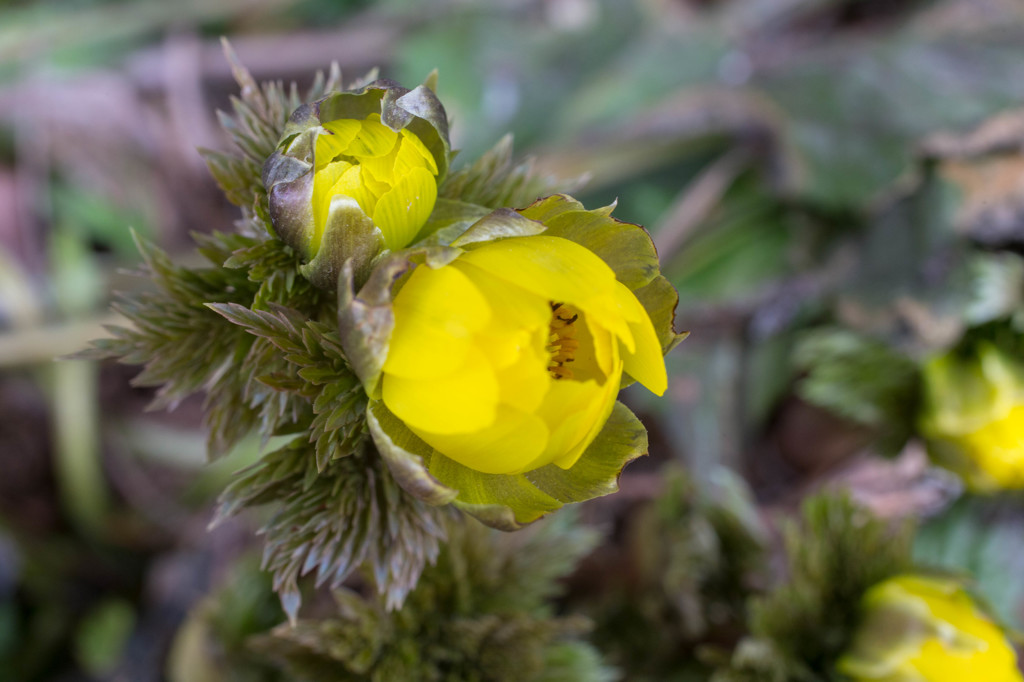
[712,495,913,682]
[174,515,615,682]
[167,555,286,682]
[581,466,766,681]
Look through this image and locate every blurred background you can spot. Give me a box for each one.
[2,0,1024,679]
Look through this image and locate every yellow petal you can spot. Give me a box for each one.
[382,345,498,435]
[358,132,431,184]
[959,404,1024,488]
[458,236,618,308]
[853,576,1024,682]
[549,389,618,470]
[913,636,1022,682]
[357,137,401,184]
[494,345,551,414]
[316,120,361,171]
[385,324,473,381]
[613,280,668,396]
[345,114,398,158]
[384,263,490,379]
[357,165,394,204]
[397,128,439,175]
[450,263,552,414]
[452,262,550,369]
[312,159,353,241]
[357,129,438,200]
[372,166,438,249]
[412,406,550,475]
[546,377,620,470]
[329,163,380,217]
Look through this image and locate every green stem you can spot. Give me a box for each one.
[52,359,107,536]
[0,314,121,367]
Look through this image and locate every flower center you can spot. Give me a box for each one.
[547,302,579,380]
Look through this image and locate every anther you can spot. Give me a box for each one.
[549,365,573,380]
[546,301,580,380]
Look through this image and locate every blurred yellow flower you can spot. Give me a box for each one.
[838,574,1023,682]
[920,344,1024,491]
[313,113,439,252]
[380,235,667,475]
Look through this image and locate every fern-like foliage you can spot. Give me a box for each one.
[253,515,617,682]
[86,52,454,619]
[711,494,912,682]
[439,134,583,210]
[207,302,364,468]
[582,467,765,681]
[200,40,342,221]
[219,441,446,620]
[85,234,283,455]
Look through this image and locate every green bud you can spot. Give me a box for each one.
[263,79,451,288]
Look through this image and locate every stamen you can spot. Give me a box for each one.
[547,301,579,379]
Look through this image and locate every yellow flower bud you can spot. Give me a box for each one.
[838,574,1023,682]
[264,80,450,288]
[919,344,1024,492]
[312,113,439,253]
[379,234,668,476]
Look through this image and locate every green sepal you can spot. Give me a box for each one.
[366,399,648,531]
[525,402,648,503]
[301,195,385,289]
[262,157,315,255]
[392,85,451,176]
[338,255,408,401]
[430,454,564,531]
[414,198,492,247]
[366,399,458,507]
[451,208,547,248]
[634,275,689,356]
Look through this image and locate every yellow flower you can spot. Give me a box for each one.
[344,195,682,528]
[312,113,439,252]
[379,234,668,475]
[919,344,1024,491]
[838,574,1023,682]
